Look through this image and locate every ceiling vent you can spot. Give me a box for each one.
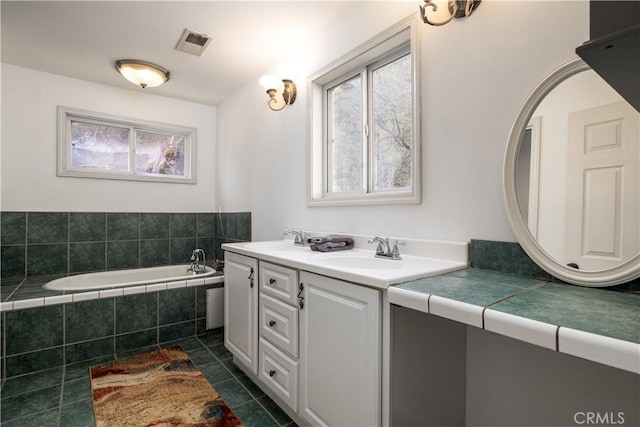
[175,29,212,56]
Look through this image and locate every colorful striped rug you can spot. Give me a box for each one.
[90,347,243,427]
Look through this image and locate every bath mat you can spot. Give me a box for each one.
[90,347,243,427]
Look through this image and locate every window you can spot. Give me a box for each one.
[308,15,421,206]
[57,107,196,184]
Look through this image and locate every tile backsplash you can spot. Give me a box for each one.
[0,211,251,278]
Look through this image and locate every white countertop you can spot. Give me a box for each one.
[221,237,468,289]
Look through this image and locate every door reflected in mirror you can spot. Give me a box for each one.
[515,70,639,272]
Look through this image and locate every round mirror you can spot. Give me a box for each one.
[503,58,640,287]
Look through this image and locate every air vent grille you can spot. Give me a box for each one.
[175,29,212,56]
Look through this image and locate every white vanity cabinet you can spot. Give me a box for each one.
[224,252,259,374]
[257,261,300,410]
[224,251,383,427]
[299,271,381,427]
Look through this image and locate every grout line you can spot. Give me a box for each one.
[57,364,66,427]
[104,213,108,271]
[24,212,29,277]
[66,212,71,276]
[137,212,141,269]
[1,311,6,382]
[113,296,117,356]
[482,281,548,310]
[62,303,67,373]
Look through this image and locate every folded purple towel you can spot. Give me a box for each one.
[309,235,354,252]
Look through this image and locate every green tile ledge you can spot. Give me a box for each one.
[388,268,640,374]
[0,271,224,312]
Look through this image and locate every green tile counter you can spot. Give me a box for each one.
[388,268,640,374]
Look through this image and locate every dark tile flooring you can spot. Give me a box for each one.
[0,329,295,427]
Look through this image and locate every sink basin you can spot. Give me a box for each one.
[316,255,402,270]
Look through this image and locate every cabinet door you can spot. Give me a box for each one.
[299,272,381,427]
[224,251,258,374]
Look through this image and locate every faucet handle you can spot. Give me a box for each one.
[391,240,406,259]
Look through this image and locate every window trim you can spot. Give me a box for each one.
[307,14,421,206]
[57,107,197,184]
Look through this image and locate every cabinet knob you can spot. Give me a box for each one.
[269,278,276,285]
[269,320,276,327]
[269,370,276,377]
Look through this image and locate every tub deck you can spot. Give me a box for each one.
[0,268,224,312]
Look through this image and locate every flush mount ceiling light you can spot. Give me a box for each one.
[259,75,297,111]
[420,0,481,26]
[115,60,170,89]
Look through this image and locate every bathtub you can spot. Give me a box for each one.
[43,264,218,291]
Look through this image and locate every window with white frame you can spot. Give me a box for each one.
[57,107,197,184]
[308,15,421,206]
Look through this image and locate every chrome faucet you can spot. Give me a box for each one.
[283,229,309,246]
[367,236,405,260]
[188,248,206,274]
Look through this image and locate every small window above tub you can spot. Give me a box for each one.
[57,107,197,184]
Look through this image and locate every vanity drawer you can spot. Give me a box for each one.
[260,294,299,358]
[259,261,299,305]
[259,338,298,411]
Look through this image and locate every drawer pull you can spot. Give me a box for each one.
[269,320,276,327]
[269,278,277,285]
[269,370,276,377]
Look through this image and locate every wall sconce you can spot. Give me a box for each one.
[115,60,170,89]
[259,75,297,111]
[420,0,481,26]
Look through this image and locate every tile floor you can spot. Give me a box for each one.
[0,328,295,427]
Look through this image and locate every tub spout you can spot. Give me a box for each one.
[188,249,206,274]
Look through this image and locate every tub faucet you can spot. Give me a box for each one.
[283,229,308,246]
[368,236,405,260]
[189,248,206,274]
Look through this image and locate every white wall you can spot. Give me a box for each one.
[216,1,589,243]
[1,64,217,212]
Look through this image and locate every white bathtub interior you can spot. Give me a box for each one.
[43,264,218,291]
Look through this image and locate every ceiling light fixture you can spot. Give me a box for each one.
[115,60,170,89]
[420,0,481,26]
[259,75,297,111]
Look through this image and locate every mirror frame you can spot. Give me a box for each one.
[503,58,640,287]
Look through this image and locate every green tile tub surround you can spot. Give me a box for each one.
[27,212,68,244]
[69,212,106,242]
[170,237,198,264]
[66,298,115,343]
[399,268,546,307]
[69,241,106,273]
[0,210,250,278]
[106,240,140,270]
[27,244,68,276]
[1,282,223,378]
[171,212,197,238]
[1,211,26,244]
[469,239,552,280]
[64,337,115,365]
[198,213,216,238]
[159,287,196,325]
[6,305,64,354]
[140,212,170,239]
[115,292,158,334]
[140,239,171,267]
[106,212,140,241]
[489,282,640,343]
[1,245,25,278]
